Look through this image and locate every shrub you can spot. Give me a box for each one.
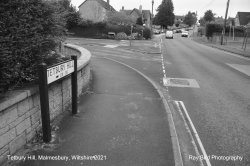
[143,27,152,39]
[205,23,223,38]
[0,0,65,91]
[115,32,128,40]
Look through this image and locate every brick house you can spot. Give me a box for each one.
[235,12,250,27]
[78,0,116,22]
[120,5,152,28]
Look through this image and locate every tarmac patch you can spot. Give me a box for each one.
[163,78,200,88]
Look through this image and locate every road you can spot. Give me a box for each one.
[162,33,250,166]
[66,36,250,166]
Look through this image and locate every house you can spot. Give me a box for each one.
[120,5,152,28]
[78,0,116,22]
[235,12,250,27]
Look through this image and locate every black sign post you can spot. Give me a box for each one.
[38,56,78,142]
[71,55,78,114]
[38,63,51,143]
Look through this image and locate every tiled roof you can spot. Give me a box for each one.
[121,10,132,15]
[79,0,116,12]
[142,10,151,18]
[122,8,151,18]
[237,12,250,26]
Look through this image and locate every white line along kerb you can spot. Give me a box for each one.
[178,101,211,166]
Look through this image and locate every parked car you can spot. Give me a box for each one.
[175,29,182,33]
[181,31,188,37]
[153,29,160,34]
[165,30,173,39]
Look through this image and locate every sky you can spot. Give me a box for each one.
[71,0,250,18]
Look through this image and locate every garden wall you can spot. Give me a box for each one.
[0,44,91,164]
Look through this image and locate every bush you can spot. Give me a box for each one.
[0,0,65,91]
[115,32,128,40]
[143,27,152,39]
[205,23,223,38]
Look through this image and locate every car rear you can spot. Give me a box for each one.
[165,30,173,39]
[181,31,189,37]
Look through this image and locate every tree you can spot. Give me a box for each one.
[154,0,175,28]
[50,0,81,29]
[184,11,197,26]
[204,10,215,23]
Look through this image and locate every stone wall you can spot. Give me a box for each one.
[0,44,91,164]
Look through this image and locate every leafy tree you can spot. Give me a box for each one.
[154,0,175,28]
[204,10,215,23]
[50,0,81,29]
[136,17,143,25]
[0,0,66,91]
[184,11,197,26]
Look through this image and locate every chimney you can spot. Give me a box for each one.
[139,5,142,14]
[122,6,124,11]
[107,0,109,5]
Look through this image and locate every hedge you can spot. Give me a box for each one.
[69,22,152,39]
[205,23,245,37]
[0,0,66,92]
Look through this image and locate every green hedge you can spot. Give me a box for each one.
[69,22,152,39]
[0,0,65,92]
[205,23,245,37]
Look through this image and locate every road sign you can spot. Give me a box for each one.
[38,56,78,142]
[47,60,74,84]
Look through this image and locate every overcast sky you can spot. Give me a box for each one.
[71,0,250,18]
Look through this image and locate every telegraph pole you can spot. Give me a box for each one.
[152,0,154,16]
[221,0,230,45]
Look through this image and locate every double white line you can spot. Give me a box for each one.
[175,101,212,166]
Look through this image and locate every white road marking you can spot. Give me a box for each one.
[176,101,211,166]
[174,101,204,166]
[226,63,250,77]
[104,45,119,48]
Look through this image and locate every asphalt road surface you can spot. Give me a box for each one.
[66,36,250,166]
[162,33,250,166]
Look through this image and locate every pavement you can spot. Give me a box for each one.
[14,54,175,165]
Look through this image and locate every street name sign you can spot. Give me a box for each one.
[47,60,74,84]
[38,56,78,142]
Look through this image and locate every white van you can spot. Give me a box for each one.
[165,30,173,39]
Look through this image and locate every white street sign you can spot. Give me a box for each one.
[47,60,74,84]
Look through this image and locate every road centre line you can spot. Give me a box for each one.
[177,101,211,166]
